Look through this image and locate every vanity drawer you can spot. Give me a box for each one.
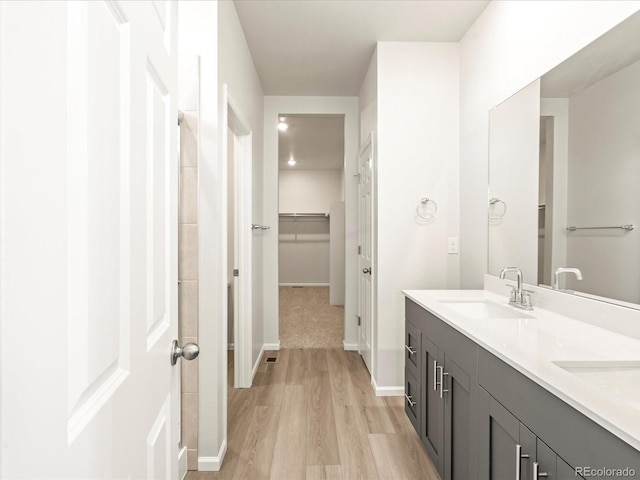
[404,367,421,436]
[405,321,421,379]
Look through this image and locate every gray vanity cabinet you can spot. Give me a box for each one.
[405,296,640,480]
[405,299,478,480]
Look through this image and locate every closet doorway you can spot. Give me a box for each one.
[278,114,346,348]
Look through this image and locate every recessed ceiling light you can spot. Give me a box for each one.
[288,158,296,166]
[278,122,288,131]
[279,116,286,122]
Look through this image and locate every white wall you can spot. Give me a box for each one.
[459,0,640,289]
[178,0,222,469]
[279,170,342,213]
[278,169,341,285]
[264,97,359,349]
[565,58,640,303]
[375,42,460,388]
[330,202,346,305]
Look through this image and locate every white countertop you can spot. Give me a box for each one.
[403,288,640,451]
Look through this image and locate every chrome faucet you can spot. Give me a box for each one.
[499,267,533,310]
[553,267,583,290]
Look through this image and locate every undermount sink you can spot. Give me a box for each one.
[438,299,534,320]
[552,360,640,409]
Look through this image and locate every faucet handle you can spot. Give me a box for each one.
[522,290,535,310]
[505,284,517,302]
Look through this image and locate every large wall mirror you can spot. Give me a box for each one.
[488,10,640,306]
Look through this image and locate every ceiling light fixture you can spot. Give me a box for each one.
[278,122,288,131]
[288,158,296,166]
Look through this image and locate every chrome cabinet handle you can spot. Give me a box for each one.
[516,444,530,480]
[404,393,416,407]
[437,365,449,398]
[171,340,200,366]
[533,462,548,478]
[405,345,416,355]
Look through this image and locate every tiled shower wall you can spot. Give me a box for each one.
[179,56,199,472]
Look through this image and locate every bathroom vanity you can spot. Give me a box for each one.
[403,279,640,480]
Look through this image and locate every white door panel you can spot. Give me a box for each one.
[357,134,374,375]
[1,1,178,478]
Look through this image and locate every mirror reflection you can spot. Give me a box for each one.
[488,11,640,306]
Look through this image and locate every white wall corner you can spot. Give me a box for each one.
[371,375,403,397]
[197,439,227,472]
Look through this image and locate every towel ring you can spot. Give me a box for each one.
[488,197,507,220]
[416,197,437,220]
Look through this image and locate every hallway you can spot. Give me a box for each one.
[187,349,438,480]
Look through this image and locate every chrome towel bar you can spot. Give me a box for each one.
[566,224,634,231]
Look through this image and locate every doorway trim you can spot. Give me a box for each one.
[222,85,253,388]
[263,96,359,351]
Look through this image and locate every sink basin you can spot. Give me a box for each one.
[552,360,640,409]
[438,299,534,320]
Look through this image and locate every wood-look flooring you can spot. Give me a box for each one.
[186,348,439,480]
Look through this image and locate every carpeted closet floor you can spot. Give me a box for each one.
[279,286,344,348]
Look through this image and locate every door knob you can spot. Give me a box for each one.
[363,267,371,274]
[171,340,200,366]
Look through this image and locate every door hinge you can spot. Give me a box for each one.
[358,245,362,255]
[356,315,361,326]
[233,269,239,277]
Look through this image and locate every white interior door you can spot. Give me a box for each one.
[357,134,374,374]
[0,2,179,478]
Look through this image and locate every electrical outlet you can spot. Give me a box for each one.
[448,237,459,254]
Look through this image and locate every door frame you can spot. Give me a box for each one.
[222,85,253,388]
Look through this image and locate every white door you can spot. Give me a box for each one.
[0,2,179,478]
[357,134,374,374]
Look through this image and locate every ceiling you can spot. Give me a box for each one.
[234,0,490,96]
[278,115,345,170]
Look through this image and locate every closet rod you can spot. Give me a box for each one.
[279,213,330,218]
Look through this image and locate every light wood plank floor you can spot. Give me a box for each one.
[186,349,439,480]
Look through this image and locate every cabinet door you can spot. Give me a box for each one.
[404,367,421,435]
[405,321,421,380]
[535,439,557,480]
[421,333,444,477]
[479,387,523,480]
[443,356,472,480]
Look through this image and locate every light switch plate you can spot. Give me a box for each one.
[448,237,459,254]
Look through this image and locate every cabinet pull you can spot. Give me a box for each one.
[533,462,548,478]
[437,365,449,398]
[404,393,416,407]
[516,444,530,480]
[405,344,416,355]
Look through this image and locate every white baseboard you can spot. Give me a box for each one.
[263,342,280,350]
[227,343,234,350]
[178,446,188,480]
[343,341,358,351]
[279,283,330,287]
[371,375,403,397]
[252,344,266,380]
[198,440,227,472]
